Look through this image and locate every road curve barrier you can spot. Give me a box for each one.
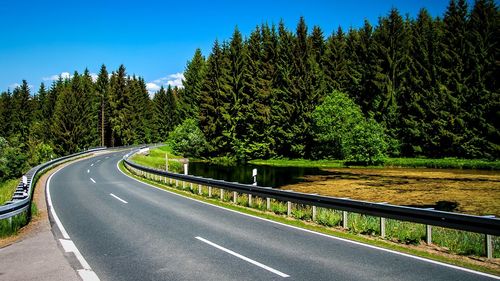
[123,147,500,259]
[0,147,107,227]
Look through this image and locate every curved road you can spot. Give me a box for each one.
[48,151,497,281]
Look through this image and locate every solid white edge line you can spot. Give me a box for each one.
[110,193,128,204]
[90,178,96,184]
[195,236,289,278]
[117,160,500,280]
[47,163,101,281]
[47,169,71,239]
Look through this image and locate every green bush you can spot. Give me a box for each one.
[312,91,388,164]
[344,119,388,165]
[167,119,209,158]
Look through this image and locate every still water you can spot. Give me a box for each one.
[188,161,330,188]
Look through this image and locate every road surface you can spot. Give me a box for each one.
[48,151,497,281]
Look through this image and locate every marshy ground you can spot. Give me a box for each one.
[281,168,500,216]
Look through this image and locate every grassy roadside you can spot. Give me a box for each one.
[250,157,500,170]
[0,154,93,238]
[0,179,19,205]
[119,160,500,276]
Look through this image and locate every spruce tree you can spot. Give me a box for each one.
[180,48,206,120]
[0,91,12,137]
[96,64,111,147]
[10,80,33,143]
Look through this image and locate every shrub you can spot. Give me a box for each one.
[167,119,209,158]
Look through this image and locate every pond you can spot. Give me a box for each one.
[188,161,329,188]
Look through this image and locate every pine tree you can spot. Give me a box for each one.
[372,8,411,153]
[10,80,33,143]
[323,27,351,93]
[439,0,470,157]
[96,64,111,147]
[463,0,499,158]
[52,72,94,154]
[199,40,231,155]
[0,90,12,137]
[180,48,206,120]
[109,65,129,146]
[270,20,296,156]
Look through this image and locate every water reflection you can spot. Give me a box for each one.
[188,162,330,188]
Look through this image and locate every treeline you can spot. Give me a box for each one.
[0,66,182,181]
[180,0,499,160]
[1,0,498,181]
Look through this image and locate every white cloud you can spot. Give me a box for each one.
[42,71,98,82]
[9,83,20,89]
[147,72,184,96]
[42,72,71,81]
[90,73,98,82]
[146,82,161,93]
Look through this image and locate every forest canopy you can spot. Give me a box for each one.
[0,0,498,180]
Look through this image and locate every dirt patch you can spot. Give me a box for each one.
[281,168,500,216]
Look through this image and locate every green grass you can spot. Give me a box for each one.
[120,161,500,275]
[0,178,20,205]
[130,145,183,172]
[250,157,500,170]
[0,202,37,237]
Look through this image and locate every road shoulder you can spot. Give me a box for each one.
[0,158,91,281]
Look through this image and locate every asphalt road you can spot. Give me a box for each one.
[48,151,498,281]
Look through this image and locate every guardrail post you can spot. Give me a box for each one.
[248,194,252,207]
[220,189,224,201]
[312,206,317,221]
[380,217,386,238]
[164,176,167,184]
[342,211,348,229]
[486,234,493,259]
[426,225,432,244]
[266,198,271,210]
[233,192,237,204]
[190,182,193,191]
[175,179,178,187]
[208,186,212,197]
[198,184,202,195]
[182,180,186,189]
[287,201,292,217]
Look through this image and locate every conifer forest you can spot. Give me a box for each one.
[0,0,498,181]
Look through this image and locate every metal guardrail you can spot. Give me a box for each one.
[123,148,499,258]
[0,147,106,220]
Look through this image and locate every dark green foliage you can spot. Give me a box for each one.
[96,64,112,147]
[167,118,208,157]
[153,85,179,141]
[179,48,206,119]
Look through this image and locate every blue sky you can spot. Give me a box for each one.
[0,0,456,94]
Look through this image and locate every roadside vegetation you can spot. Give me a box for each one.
[0,178,18,205]
[121,160,500,275]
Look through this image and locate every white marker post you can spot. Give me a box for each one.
[252,168,257,186]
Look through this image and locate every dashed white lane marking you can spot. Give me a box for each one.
[47,167,101,281]
[87,169,90,174]
[91,163,94,167]
[110,193,128,204]
[195,236,290,278]
[90,178,96,184]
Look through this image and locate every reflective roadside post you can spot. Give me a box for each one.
[252,168,257,186]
